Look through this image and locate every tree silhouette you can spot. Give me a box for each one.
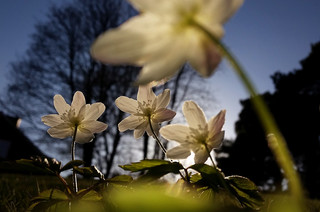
[216,41,320,198]
[0,0,202,177]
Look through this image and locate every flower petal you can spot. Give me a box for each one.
[115,96,139,114]
[207,131,225,150]
[53,94,70,115]
[182,101,207,129]
[152,108,176,123]
[137,84,156,103]
[75,128,94,144]
[155,89,170,109]
[133,121,148,139]
[118,115,145,132]
[71,91,86,114]
[135,36,186,85]
[187,31,222,77]
[41,114,63,127]
[91,14,172,66]
[85,103,106,120]
[146,121,160,137]
[47,123,73,139]
[81,120,108,133]
[159,124,190,144]
[166,145,191,159]
[129,0,178,15]
[193,146,209,164]
[208,110,226,138]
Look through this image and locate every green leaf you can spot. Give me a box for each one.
[107,175,133,184]
[137,162,184,182]
[77,189,102,201]
[74,166,105,180]
[188,164,226,191]
[60,160,84,172]
[120,159,184,182]
[10,158,56,175]
[225,175,264,210]
[27,189,70,212]
[32,189,69,201]
[119,159,173,172]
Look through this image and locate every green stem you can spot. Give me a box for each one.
[148,117,191,182]
[204,144,216,167]
[193,22,304,206]
[148,116,167,154]
[71,125,78,193]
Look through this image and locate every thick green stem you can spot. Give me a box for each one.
[71,125,78,193]
[193,22,304,207]
[148,116,167,154]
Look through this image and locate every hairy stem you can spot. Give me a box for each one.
[204,144,216,167]
[71,125,78,193]
[148,116,167,154]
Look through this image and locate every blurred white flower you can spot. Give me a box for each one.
[160,101,225,163]
[91,0,243,84]
[42,91,108,144]
[115,84,176,139]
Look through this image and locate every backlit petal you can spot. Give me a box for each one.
[53,95,70,115]
[133,121,148,139]
[91,14,172,66]
[182,101,207,129]
[187,31,222,77]
[146,121,160,137]
[41,114,63,127]
[155,89,170,109]
[152,108,176,123]
[85,103,106,120]
[159,124,190,144]
[207,131,225,149]
[194,146,209,164]
[81,120,108,133]
[137,84,156,103]
[71,91,86,114]
[166,145,191,159]
[118,115,145,132]
[135,36,186,84]
[129,0,178,15]
[75,128,94,144]
[208,110,226,137]
[115,96,139,114]
[47,123,73,139]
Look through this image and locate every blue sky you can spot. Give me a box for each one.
[0,0,319,139]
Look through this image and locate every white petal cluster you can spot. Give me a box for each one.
[91,0,243,84]
[115,84,176,139]
[160,101,225,163]
[42,91,108,144]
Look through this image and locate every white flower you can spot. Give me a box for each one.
[160,101,225,163]
[91,0,243,84]
[115,84,176,139]
[42,91,108,144]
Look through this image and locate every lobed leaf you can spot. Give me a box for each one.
[119,159,173,172]
[225,175,264,210]
[74,166,105,180]
[60,160,84,172]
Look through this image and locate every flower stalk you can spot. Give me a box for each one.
[204,144,216,167]
[193,21,304,207]
[148,116,167,154]
[71,125,78,193]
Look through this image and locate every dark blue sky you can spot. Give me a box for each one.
[0,0,319,138]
